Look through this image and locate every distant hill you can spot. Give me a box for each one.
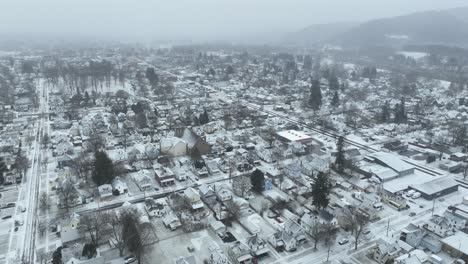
[283,22,358,46]
[287,7,468,48]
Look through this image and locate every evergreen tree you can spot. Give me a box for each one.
[250,169,265,193]
[312,172,332,210]
[381,101,390,123]
[92,150,115,185]
[335,136,345,172]
[199,109,209,125]
[328,73,339,91]
[309,80,322,111]
[331,91,340,107]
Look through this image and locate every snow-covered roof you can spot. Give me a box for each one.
[410,176,458,196]
[367,152,414,173]
[441,231,468,256]
[276,130,312,143]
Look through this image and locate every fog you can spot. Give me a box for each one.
[0,0,467,43]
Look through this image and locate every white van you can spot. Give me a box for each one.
[412,192,421,199]
[406,190,415,197]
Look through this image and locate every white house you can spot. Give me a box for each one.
[98,184,113,200]
[111,177,128,195]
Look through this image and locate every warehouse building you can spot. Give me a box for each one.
[409,177,459,200]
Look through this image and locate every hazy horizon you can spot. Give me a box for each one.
[1,0,467,44]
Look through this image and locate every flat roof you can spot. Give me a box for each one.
[368,152,414,173]
[276,130,312,142]
[410,176,458,196]
[441,231,468,255]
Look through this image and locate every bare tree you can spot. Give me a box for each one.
[225,200,242,222]
[38,220,47,237]
[307,222,323,250]
[323,224,337,262]
[39,191,50,212]
[69,151,93,180]
[58,180,78,213]
[343,207,369,250]
[79,211,111,247]
[109,210,129,256]
[85,129,106,153]
[121,209,152,264]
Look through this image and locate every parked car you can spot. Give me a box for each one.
[338,238,349,245]
[124,256,136,264]
[409,212,416,217]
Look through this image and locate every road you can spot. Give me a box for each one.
[6,78,49,263]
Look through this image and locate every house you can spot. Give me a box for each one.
[369,239,401,264]
[55,141,74,157]
[268,231,297,252]
[370,243,400,262]
[163,213,182,231]
[184,187,204,210]
[284,219,307,244]
[245,235,270,258]
[399,224,442,253]
[132,170,154,191]
[60,213,82,245]
[209,243,231,264]
[439,160,462,173]
[199,184,217,205]
[450,152,467,162]
[289,142,306,156]
[160,137,187,157]
[206,160,221,175]
[214,185,233,202]
[227,241,254,264]
[145,198,168,218]
[154,166,176,187]
[98,184,113,200]
[210,221,227,238]
[423,212,466,238]
[111,177,128,195]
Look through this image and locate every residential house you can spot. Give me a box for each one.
[133,170,154,191]
[60,213,82,245]
[369,240,401,264]
[284,219,307,244]
[145,198,168,218]
[184,187,204,210]
[209,243,231,264]
[210,221,227,238]
[245,235,270,258]
[214,185,233,202]
[268,231,297,252]
[98,184,113,200]
[162,213,182,231]
[423,213,466,237]
[111,176,128,195]
[227,241,254,264]
[154,166,176,187]
[199,184,217,205]
[399,224,442,253]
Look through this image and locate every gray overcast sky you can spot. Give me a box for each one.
[0,0,467,42]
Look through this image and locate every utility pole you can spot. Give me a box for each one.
[431,198,436,216]
[386,219,390,236]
